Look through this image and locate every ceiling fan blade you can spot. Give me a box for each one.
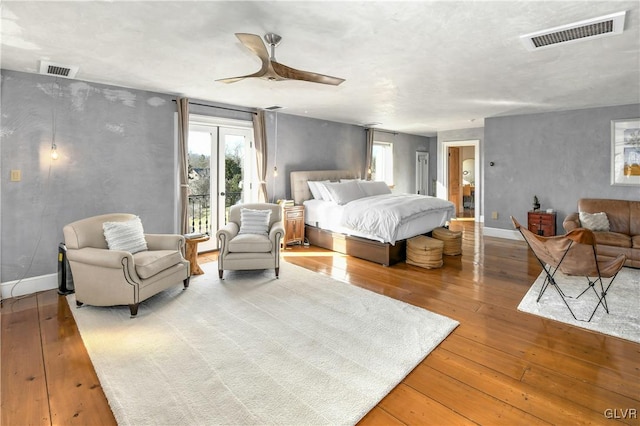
[271,61,345,86]
[216,33,271,83]
[216,69,270,84]
[235,33,270,66]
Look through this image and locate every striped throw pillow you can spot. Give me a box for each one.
[103,216,148,253]
[238,208,271,236]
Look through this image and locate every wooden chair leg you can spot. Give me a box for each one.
[218,270,223,279]
[183,277,190,288]
[129,303,139,317]
[76,300,84,307]
[275,267,279,279]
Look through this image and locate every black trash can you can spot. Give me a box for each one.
[57,243,74,295]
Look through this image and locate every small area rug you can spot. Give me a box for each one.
[68,261,458,425]
[518,267,640,343]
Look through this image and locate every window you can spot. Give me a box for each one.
[372,141,394,186]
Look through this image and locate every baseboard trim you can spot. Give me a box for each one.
[483,227,523,241]
[1,273,58,300]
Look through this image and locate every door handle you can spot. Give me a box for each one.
[220,192,225,196]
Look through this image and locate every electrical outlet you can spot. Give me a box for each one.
[10,170,21,182]
[491,211,498,220]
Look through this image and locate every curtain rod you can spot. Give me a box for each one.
[366,127,398,135]
[172,99,256,115]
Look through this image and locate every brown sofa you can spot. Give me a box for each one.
[563,198,639,268]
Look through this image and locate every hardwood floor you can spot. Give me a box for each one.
[2,222,638,425]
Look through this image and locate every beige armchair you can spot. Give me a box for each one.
[63,213,190,317]
[216,203,285,279]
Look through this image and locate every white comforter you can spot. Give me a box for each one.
[342,194,454,244]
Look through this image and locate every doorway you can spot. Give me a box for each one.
[187,116,257,252]
[415,151,429,195]
[441,140,479,222]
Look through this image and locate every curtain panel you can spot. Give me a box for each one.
[177,98,190,234]
[365,128,374,180]
[253,110,268,202]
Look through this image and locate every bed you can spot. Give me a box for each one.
[290,170,455,266]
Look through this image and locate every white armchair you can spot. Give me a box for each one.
[216,203,285,279]
[63,213,190,317]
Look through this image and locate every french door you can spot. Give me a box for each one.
[188,117,256,251]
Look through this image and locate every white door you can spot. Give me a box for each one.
[415,152,429,195]
[188,120,256,252]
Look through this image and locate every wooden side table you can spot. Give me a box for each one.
[528,211,556,237]
[283,205,305,246]
[185,235,210,275]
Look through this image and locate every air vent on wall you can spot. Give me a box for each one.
[520,11,626,51]
[39,60,79,79]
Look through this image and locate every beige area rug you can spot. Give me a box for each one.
[518,267,640,344]
[67,261,458,425]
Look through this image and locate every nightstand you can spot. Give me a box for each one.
[528,211,556,237]
[283,205,305,246]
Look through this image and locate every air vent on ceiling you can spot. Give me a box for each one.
[265,105,285,111]
[520,11,626,51]
[39,60,79,79]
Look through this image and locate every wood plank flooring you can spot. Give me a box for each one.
[2,222,639,425]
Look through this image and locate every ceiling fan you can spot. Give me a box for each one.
[217,33,345,86]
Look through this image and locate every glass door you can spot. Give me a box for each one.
[187,119,256,253]
[217,127,257,228]
[187,127,215,251]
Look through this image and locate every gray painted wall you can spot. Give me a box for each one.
[374,130,432,195]
[1,70,433,284]
[268,114,432,201]
[1,70,176,282]
[484,104,640,231]
[4,69,637,285]
[269,112,366,202]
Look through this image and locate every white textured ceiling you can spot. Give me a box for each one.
[2,1,639,136]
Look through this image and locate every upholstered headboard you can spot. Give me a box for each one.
[290,170,360,205]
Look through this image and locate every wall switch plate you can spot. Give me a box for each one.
[491,211,498,220]
[10,170,21,182]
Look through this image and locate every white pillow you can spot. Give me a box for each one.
[103,216,148,253]
[358,180,392,197]
[315,181,334,202]
[323,181,365,205]
[307,180,329,200]
[239,208,271,235]
[579,211,610,232]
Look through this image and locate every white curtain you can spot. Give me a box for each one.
[177,98,190,234]
[365,128,374,180]
[253,110,268,202]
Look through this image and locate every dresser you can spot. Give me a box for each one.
[528,211,556,237]
[283,205,305,246]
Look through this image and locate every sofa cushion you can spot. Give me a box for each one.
[632,235,640,249]
[579,212,610,231]
[228,233,272,253]
[134,250,183,279]
[594,231,632,249]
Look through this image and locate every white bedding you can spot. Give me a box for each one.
[304,194,455,244]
